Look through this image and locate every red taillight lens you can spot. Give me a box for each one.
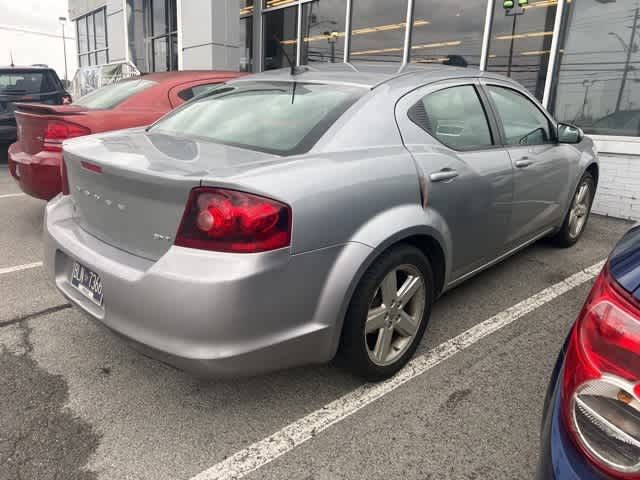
[175,187,291,253]
[60,158,70,195]
[43,120,91,152]
[561,266,640,477]
[61,93,72,104]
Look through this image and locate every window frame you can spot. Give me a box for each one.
[75,7,109,68]
[404,79,503,153]
[145,0,179,72]
[480,80,558,148]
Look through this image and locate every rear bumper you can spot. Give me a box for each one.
[537,374,610,480]
[8,143,62,200]
[44,195,372,377]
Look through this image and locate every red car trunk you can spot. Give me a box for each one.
[15,104,89,154]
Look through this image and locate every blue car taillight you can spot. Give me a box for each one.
[561,265,640,478]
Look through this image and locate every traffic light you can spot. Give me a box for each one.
[503,0,514,8]
[518,0,529,5]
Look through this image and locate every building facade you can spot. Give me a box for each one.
[68,0,640,221]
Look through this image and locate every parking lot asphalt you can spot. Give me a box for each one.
[0,163,634,480]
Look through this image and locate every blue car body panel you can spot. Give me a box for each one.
[537,224,640,480]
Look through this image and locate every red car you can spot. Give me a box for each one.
[8,70,244,200]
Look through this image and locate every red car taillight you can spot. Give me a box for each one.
[60,158,70,195]
[175,187,292,253]
[561,265,640,478]
[43,120,91,152]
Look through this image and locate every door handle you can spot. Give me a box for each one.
[429,169,459,182]
[515,157,533,168]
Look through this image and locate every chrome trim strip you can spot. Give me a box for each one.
[446,228,554,289]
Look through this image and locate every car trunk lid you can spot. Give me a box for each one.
[63,129,282,261]
[14,103,88,154]
[609,225,640,302]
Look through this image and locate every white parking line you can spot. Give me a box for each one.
[0,262,43,276]
[0,193,25,199]
[190,260,605,480]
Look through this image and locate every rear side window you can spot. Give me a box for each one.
[0,70,61,95]
[177,83,221,102]
[152,81,365,156]
[409,85,493,150]
[487,86,552,146]
[73,79,157,109]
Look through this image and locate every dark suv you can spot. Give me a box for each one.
[0,66,71,144]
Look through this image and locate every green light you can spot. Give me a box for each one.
[518,0,529,5]
[503,0,514,9]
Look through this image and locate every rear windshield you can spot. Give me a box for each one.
[74,79,157,109]
[150,81,366,156]
[0,70,61,95]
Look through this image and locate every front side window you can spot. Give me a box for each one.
[488,86,552,146]
[409,85,493,150]
[73,79,156,109]
[152,81,365,155]
[76,8,109,67]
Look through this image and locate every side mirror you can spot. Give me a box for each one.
[557,123,584,144]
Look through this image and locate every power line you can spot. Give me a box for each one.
[0,24,74,40]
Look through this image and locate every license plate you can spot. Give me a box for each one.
[70,261,104,306]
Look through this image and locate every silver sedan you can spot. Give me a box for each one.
[44,63,598,380]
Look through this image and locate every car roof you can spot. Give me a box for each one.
[133,70,244,83]
[231,62,516,90]
[0,65,56,71]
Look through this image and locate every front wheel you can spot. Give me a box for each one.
[336,244,434,381]
[551,172,595,247]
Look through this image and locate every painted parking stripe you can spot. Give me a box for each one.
[190,260,605,480]
[0,193,25,199]
[0,262,43,276]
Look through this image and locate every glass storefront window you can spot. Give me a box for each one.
[487,1,557,100]
[240,16,253,71]
[76,8,108,67]
[148,0,178,71]
[350,0,408,63]
[264,0,296,8]
[411,0,487,68]
[301,0,347,65]
[263,6,298,70]
[552,0,640,137]
[241,0,254,16]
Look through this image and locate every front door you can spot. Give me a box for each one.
[483,84,573,247]
[396,81,514,281]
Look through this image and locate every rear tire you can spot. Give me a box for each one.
[336,244,434,381]
[550,172,595,248]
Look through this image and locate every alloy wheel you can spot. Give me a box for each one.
[569,181,592,239]
[365,264,426,367]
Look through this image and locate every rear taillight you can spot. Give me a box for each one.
[561,265,640,478]
[43,120,90,152]
[61,93,72,104]
[60,158,70,195]
[174,187,291,253]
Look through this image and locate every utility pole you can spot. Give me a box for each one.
[59,17,68,83]
[616,7,639,112]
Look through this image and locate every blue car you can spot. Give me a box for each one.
[537,225,640,479]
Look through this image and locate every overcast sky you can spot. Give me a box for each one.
[0,0,77,80]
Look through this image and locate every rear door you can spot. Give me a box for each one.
[481,82,574,247]
[395,79,514,281]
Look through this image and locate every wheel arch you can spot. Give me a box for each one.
[326,226,449,360]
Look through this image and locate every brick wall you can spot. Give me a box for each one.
[591,137,640,222]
